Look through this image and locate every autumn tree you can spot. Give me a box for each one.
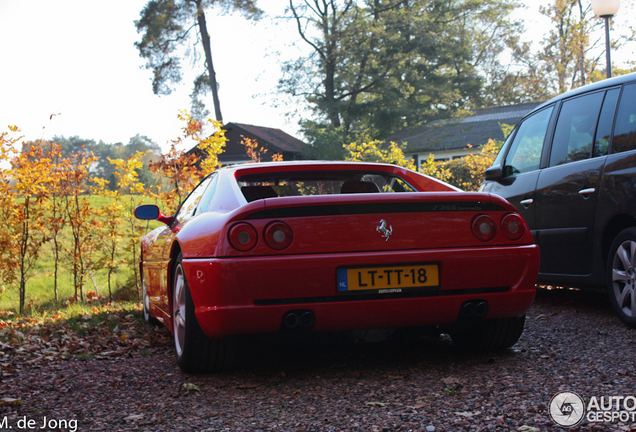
[344,140,415,171]
[487,1,636,105]
[41,142,67,302]
[60,152,99,303]
[149,110,226,213]
[0,128,57,314]
[91,177,125,301]
[135,0,262,120]
[45,135,161,190]
[107,153,149,299]
[440,140,502,191]
[0,130,19,296]
[534,0,600,94]
[242,136,283,163]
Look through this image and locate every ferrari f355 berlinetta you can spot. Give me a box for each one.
[134,161,539,373]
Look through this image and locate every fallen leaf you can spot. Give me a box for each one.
[123,414,144,421]
[455,411,481,417]
[181,383,201,392]
[441,376,462,391]
[517,426,540,432]
[1,397,22,407]
[365,402,387,407]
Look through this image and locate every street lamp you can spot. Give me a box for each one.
[591,0,620,79]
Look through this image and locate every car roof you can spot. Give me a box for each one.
[529,71,636,116]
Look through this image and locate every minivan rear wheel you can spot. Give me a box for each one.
[608,228,636,328]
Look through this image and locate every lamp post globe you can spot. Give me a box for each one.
[591,0,620,17]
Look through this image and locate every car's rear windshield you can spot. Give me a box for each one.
[237,170,416,202]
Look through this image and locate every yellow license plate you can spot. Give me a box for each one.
[337,264,439,293]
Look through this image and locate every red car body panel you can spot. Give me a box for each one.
[184,246,537,338]
[138,162,540,338]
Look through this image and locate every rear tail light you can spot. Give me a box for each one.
[264,221,293,250]
[500,213,525,241]
[228,223,258,252]
[472,214,496,242]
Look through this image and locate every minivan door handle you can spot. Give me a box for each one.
[579,188,596,196]
[520,198,533,207]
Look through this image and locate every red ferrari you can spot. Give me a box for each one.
[134,161,539,373]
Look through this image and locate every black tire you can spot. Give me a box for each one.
[449,315,526,352]
[172,253,235,373]
[607,228,636,328]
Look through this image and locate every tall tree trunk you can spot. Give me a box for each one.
[195,0,223,123]
[19,202,30,315]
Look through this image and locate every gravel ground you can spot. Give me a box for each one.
[2,288,636,432]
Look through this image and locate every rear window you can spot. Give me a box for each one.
[237,171,416,202]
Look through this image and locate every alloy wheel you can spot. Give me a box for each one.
[142,281,151,322]
[611,240,636,319]
[173,264,187,358]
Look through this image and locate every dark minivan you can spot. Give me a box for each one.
[480,72,636,327]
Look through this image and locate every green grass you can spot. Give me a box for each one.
[0,194,164,314]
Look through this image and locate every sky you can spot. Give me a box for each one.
[0,0,302,151]
[0,0,631,153]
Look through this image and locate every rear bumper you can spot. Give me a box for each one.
[183,245,539,339]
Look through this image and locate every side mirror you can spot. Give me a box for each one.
[134,204,174,226]
[134,204,160,220]
[484,166,503,181]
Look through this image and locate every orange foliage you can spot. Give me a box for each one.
[149,110,226,214]
[0,129,61,314]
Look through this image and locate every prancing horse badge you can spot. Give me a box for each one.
[376,219,393,241]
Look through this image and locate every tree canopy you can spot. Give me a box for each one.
[280,0,523,157]
[23,135,162,191]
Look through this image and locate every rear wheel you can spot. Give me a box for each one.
[607,228,636,328]
[449,315,526,352]
[172,253,235,373]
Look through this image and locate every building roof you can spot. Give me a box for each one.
[385,102,542,154]
[224,122,308,154]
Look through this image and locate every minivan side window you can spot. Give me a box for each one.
[504,106,553,175]
[612,83,636,154]
[549,91,604,167]
[593,88,620,157]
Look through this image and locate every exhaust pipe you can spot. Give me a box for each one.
[282,310,315,330]
[459,300,489,320]
[284,312,300,329]
[475,300,489,317]
[300,311,315,327]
